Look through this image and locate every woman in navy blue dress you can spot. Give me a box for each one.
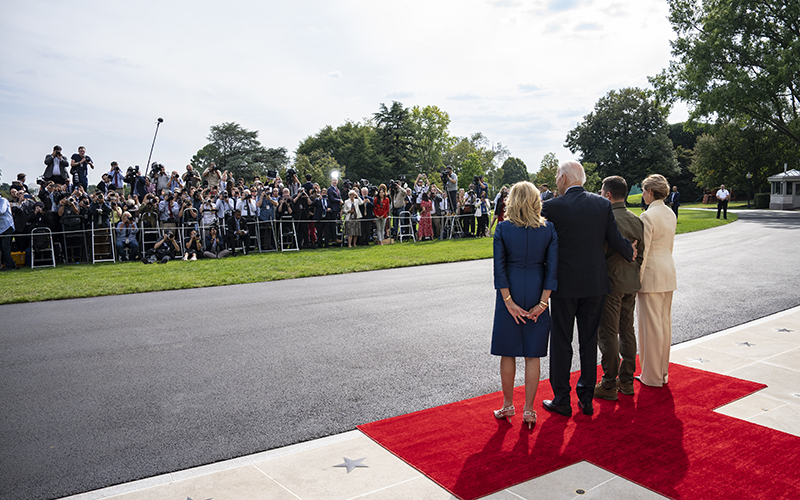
[491,181,558,428]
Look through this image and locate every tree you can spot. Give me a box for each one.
[292,151,344,186]
[651,0,800,147]
[532,153,559,191]
[442,132,507,194]
[565,87,679,186]
[691,123,798,195]
[374,102,416,180]
[582,162,602,193]
[191,122,288,181]
[459,153,484,190]
[666,122,714,201]
[296,121,387,184]
[500,157,529,186]
[409,105,456,175]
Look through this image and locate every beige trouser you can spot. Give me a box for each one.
[636,291,673,387]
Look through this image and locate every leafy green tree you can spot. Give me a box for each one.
[442,132,507,194]
[533,153,559,193]
[292,151,344,186]
[691,124,798,196]
[374,102,416,180]
[583,162,602,193]
[191,122,288,181]
[651,0,800,147]
[459,153,484,190]
[666,122,714,201]
[296,121,387,184]
[500,157,529,186]
[409,105,456,175]
[565,88,679,186]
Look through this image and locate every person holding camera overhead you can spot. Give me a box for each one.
[70,146,94,190]
[43,145,70,185]
[236,189,258,219]
[159,192,181,232]
[116,212,139,261]
[108,162,125,192]
[203,162,222,189]
[152,164,170,193]
[167,171,183,192]
[182,164,201,189]
[215,191,234,226]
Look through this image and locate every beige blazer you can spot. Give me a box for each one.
[639,199,677,293]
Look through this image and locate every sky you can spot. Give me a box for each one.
[0,0,688,187]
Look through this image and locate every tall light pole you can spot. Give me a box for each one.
[746,172,752,208]
[144,118,164,177]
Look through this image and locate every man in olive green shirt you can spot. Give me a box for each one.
[595,176,645,400]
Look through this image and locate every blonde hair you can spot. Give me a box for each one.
[642,174,669,200]
[505,181,546,228]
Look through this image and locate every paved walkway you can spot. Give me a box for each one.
[61,305,800,500]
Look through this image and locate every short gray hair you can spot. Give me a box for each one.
[557,161,586,186]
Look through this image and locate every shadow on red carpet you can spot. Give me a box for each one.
[358,363,800,499]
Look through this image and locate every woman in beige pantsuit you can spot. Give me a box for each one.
[637,174,677,387]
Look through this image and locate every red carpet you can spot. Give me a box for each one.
[358,363,800,499]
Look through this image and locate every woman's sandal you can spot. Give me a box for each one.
[523,410,537,429]
[493,405,515,421]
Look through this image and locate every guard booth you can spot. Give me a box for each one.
[768,168,800,210]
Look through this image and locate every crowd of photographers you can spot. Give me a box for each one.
[0,145,511,269]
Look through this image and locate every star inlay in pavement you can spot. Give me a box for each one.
[333,457,368,473]
[777,328,793,332]
[736,341,755,347]
[688,357,708,364]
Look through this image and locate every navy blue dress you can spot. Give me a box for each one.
[491,220,558,357]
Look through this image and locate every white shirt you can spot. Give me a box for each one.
[717,189,729,201]
[236,198,258,217]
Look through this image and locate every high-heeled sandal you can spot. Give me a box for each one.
[523,410,537,429]
[493,405,515,420]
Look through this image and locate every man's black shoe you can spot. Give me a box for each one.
[543,399,572,417]
[578,399,594,416]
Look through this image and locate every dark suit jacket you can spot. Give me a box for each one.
[541,186,633,299]
[668,191,680,208]
[43,155,70,181]
[327,185,342,212]
[226,215,247,236]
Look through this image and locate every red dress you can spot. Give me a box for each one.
[418,200,433,238]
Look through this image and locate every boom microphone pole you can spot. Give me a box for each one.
[144,117,164,177]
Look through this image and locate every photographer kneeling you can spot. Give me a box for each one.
[143,230,180,264]
[183,229,202,261]
[203,226,229,258]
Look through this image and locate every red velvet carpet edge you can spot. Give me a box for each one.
[358,363,800,500]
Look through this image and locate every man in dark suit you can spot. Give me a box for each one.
[327,178,342,244]
[226,209,250,255]
[541,161,637,417]
[540,183,555,201]
[43,145,70,185]
[667,185,680,219]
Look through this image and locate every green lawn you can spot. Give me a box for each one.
[1,209,736,304]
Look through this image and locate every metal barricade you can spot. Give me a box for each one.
[256,218,278,252]
[30,227,56,268]
[279,216,299,252]
[398,210,416,242]
[92,221,116,264]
